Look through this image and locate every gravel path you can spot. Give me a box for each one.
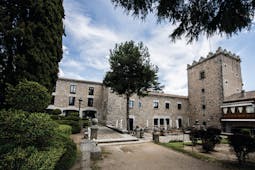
[98,142,241,170]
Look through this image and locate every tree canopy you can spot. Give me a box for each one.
[111,0,255,42]
[103,41,160,130]
[0,0,64,107]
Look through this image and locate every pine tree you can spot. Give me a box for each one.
[111,0,255,43]
[0,0,64,107]
[103,41,161,131]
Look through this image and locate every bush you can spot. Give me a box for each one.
[21,147,64,170]
[50,115,59,120]
[57,125,72,136]
[68,112,79,117]
[64,116,80,121]
[56,120,81,134]
[0,109,57,148]
[52,109,62,115]
[5,80,51,112]
[229,129,255,164]
[201,127,221,152]
[55,137,77,170]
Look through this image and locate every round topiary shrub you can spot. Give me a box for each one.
[52,109,62,115]
[5,80,51,112]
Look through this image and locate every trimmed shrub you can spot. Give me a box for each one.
[57,125,72,136]
[55,137,77,170]
[5,81,51,112]
[52,109,62,115]
[64,116,80,121]
[21,147,64,170]
[56,120,81,134]
[0,109,57,148]
[68,112,79,117]
[50,115,60,120]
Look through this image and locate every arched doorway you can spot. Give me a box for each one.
[82,110,97,119]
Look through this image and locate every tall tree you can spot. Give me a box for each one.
[111,0,255,43]
[0,0,64,108]
[103,41,160,131]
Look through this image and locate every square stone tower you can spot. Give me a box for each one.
[187,47,243,127]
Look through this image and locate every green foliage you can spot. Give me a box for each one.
[21,147,64,170]
[55,137,77,170]
[5,81,51,112]
[68,111,80,117]
[56,120,81,134]
[0,0,64,107]
[229,129,255,164]
[103,41,160,131]
[111,0,255,43]
[50,115,60,120]
[52,109,62,115]
[64,116,80,121]
[56,124,72,136]
[0,109,57,148]
[0,109,77,170]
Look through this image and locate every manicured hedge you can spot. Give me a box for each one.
[0,109,77,170]
[57,125,72,136]
[55,137,77,170]
[56,120,81,134]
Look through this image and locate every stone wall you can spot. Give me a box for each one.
[187,47,243,127]
[105,91,189,130]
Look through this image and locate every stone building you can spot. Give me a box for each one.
[187,47,243,127]
[48,47,254,131]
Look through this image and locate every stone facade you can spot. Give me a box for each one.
[187,47,243,127]
[49,47,249,130]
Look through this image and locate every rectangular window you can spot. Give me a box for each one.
[160,118,164,125]
[153,100,159,109]
[129,100,135,108]
[154,118,158,126]
[201,88,205,93]
[177,103,182,110]
[88,87,94,95]
[87,98,93,107]
[69,97,75,106]
[165,102,170,109]
[202,104,206,110]
[51,96,55,105]
[70,85,76,94]
[166,118,170,125]
[200,71,205,80]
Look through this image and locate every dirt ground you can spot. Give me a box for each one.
[97,142,243,170]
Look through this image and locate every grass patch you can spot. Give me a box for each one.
[220,137,229,144]
[159,142,216,162]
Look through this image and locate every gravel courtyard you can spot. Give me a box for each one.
[97,142,245,170]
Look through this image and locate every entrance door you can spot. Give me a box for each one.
[129,118,134,131]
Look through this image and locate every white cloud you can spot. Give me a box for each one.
[62,0,225,96]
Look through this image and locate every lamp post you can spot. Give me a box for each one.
[78,98,83,118]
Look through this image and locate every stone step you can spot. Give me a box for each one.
[95,137,138,144]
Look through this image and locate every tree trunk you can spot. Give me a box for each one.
[126,94,130,132]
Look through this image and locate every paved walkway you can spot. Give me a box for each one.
[97,143,243,170]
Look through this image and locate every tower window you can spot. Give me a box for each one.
[177,103,182,110]
[202,104,206,110]
[153,100,159,109]
[165,102,170,109]
[200,71,205,79]
[201,88,205,93]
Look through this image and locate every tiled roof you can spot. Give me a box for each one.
[224,91,255,102]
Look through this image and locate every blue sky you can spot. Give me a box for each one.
[60,0,255,95]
